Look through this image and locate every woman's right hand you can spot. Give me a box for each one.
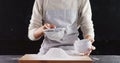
[43,23,56,30]
[34,23,56,39]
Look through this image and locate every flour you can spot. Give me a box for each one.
[44,48,70,58]
[37,48,87,60]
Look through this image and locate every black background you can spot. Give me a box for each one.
[0,0,120,55]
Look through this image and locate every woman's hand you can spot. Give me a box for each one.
[84,45,96,56]
[85,35,95,43]
[84,35,96,56]
[34,23,56,39]
[43,23,56,29]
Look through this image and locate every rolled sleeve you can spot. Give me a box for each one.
[78,0,95,39]
[28,0,43,41]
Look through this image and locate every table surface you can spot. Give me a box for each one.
[0,55,120,63]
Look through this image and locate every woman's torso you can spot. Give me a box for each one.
[39,0,81,54]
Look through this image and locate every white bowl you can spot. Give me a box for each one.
[44,28,66,41]
[74,39,92,53]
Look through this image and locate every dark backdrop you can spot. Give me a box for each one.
[0,0,120,55]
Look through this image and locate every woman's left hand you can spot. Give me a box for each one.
[84,35,96,56]
[85,35,95,43]
[84,45,96,56]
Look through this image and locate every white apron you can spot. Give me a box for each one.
[39,0,81,55]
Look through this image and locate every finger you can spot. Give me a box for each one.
[87,51,92,56]
[84,50,92,56]
[91,39,95,43]
[44,23,56,29]
[44,24,50,29]
[85,46,95,56]
[89,38,95,43]
[44,24,49,29]
[88,45,96,51]
[50,24,56,28]
[46,23,51,28]
[85,35,95,43]
[92,45,96,50]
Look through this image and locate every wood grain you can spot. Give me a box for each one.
[19,54,93,63]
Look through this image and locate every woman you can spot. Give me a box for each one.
[28,0,95,55]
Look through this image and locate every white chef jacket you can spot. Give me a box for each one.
[28,0,94,54]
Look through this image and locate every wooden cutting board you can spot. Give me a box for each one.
[19,54,93,63]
